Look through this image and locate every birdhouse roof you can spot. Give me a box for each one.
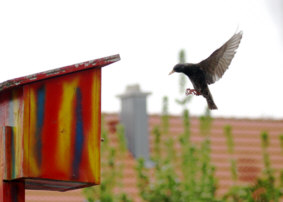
[0,54,120,92]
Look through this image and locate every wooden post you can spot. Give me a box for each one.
[3,181,25,202]
[0,127,3,201]
[1,127,25,202]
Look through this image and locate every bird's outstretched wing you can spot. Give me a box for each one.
[199,31,243,84]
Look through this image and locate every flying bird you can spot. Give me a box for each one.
[169,31,243,110]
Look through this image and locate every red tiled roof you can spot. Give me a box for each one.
[26,113,283,201]
[26,189,85,202]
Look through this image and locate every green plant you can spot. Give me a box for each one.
[224,125,237,182]
[162,96,170,135]
[223,130,283,201]
[255,132,280,201]
[279,134,283,188]
[178,49,186,94]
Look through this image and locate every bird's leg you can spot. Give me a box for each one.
[194,90,201,96]
[186,88,201,96]
[185,88,194,96]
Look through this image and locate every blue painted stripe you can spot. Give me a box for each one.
[73,88,84,178]
[35,86,45,167]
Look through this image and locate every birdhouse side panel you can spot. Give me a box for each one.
[23,68,101,184]
[0,88,25,180]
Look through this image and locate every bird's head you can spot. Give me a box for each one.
[169,64,185,75]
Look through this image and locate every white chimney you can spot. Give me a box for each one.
[117,84,151,164]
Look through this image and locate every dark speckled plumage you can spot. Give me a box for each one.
[170,31,243,110]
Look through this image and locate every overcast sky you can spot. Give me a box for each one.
[1,0,282,119]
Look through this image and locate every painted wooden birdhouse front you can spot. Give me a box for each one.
[0,54,120,194]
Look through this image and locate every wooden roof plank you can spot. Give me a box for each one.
[0,54,120,92]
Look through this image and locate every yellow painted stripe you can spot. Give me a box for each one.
[23,87,30,175]
[12,90,20,178]
[88,68,101,183]
[56,79,78,174]
[28,88,40,176]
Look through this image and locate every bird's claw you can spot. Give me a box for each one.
[186,88,201,96]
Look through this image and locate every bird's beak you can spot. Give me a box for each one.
[169,70,175,75]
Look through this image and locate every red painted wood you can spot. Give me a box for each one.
[0,127,3,201]
[0,54,120,92]
[18,68,102,186]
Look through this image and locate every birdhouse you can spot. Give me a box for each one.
[0,54,120,200]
